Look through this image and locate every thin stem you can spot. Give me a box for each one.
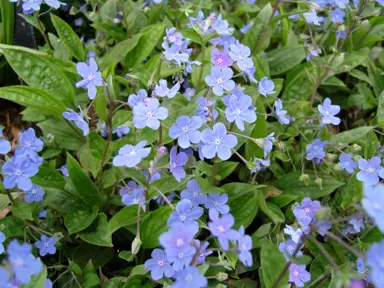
[196,43,206,93]
[98,82,114,194]
[307,273,330,288]
[323,230,365,259]
[155,57,163,82]
[152,186,175,209]
[6,190,15,205]
[136,200,141,238]
[307,234,339,270]
[158,124,163,145]
[144,189,149,214]
[211,157,218,185]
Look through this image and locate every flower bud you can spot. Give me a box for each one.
[157,146,167,155]
[131,237,142,255]
[299,174,310,186]
[216,272,228,282]
[327,153,337,162]
[315,177,323,190]
[352,144,362,152]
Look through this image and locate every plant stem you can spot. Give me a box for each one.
[323,230,365,259]
[307,234,339,270]
[152,186,174,209]
[158,124,163,145]
[144,189,149,214]
[98,83,114,194]
[155,57,163,82]
[136,199,142,238]
[211,157,218,185]
[6,190,15,205]
[196,43,206,93]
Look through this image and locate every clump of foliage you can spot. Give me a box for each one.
[0,0,384,287]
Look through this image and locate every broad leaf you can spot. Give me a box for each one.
[65,205,99,234]
[107,205,140,235]
[141,206,172,248]
[79,213,113,247]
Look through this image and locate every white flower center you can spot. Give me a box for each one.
[304,208,310,213]
[88,74,95,81]
[182,127,189,133]
[180,215,186,221]
[368,167,375,172]
[133,199,139,204]
[44,243,49,247]
[217,77,223,84]
[147,112,153,119]
[217,225,225,233]
[213,201,219,207]
[157,260,164,266]
[293,270,299,277]
[185,274,193,282]
[15,170,22,176]
[215,139,221,145]
[236,109,241,115]
[178,253,184,259]
[217,57,223,64]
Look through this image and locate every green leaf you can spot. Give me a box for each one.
[65,205,99,234]
[148,176,192,199]
[259,196,285,224]
[67,153,100,207]
[79,147,102,178]
[368,61,384,98]
[115,167,148,187]
[0,0,14,45]
[341,174,363,209]
[222,183,260,229]
[246,96,267,159]
[39,118,86,151]
[84,273,100,287]
[243,4,273,54]
[31,166,65,190]
[107,205,139,235]
[23,267,47,288]
[51,14,85,61]
[377,91,384,128]
[216,161,238,180]
[119,251,134,262]
[79,213,113,247]
[277,171,344,199]
[260,239,288,288]
[88,132,109,160]
[126,24,166,68]
[0,216,24,237]
[12,201,33,220]
[0,44,75,103]
[267,46,306,76]
[141,206,172,248]
[19,14,45,34]
[329,126,374,144]
[0,86,66,116]
[101,35,141,69]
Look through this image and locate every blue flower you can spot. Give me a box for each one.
[289,264,311,287]
[22,0,42,13]
[128,89,147,108]
[180,180,207,206]
[316,219,332,236]
[75,58,103,100]
[240,22,253,34]
[258,77,275,96]
[205,67,235,96]
[229,42,253,71]
[7,240,43,284]
[195,96,218,123]
[279,239,303,261]
[306,49,319,61]
[62,108,89,136]
[356,258,366,273]
[243,66,258,83]
[168,199,203,228]
[293,197,321,226]
[155,80,180,98]
[204,193,230,214]
[362,183,384,233]
[274,99,290,124]
[251,158,270,173]
[44,0,65,9]
[0,128,11,155]
[144,249,175,280]
[17,128,44,156]
[339,153,358,173]
[0,232,5,254]
[165,28,183,45]
[122,186,146,211]
[159,223,198,254]
[38,209,47,219]
[162,42,189,66]
[113,141,151,168]
[237,226,253,267]
[212,15,233,35]
[208,209,239,250]
[367,239,384,286]
[60,164,69,177]
[113,126,130,138]
[225,93,256,131]
[318,98,340,126]
[347,214,365,234]
[201,122,237,161]
[331,8,346,23]
[169,116,202,148]
[332,0,349,8]
[2,156,39,191]
[171,266,207,288]
[169,147,188,182]
[357,157,384,185]
[305,139,328,163]
[34,235,56,256]
[304,11,323,26]
[167,244,195,271]
[263,133,275,158]
[133,98,168,130]
[24,184,45,203]
[193,240,212,264]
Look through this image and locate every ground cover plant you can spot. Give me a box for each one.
[0,0,384,287]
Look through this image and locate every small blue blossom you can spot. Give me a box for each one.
[258,77,275,96]
[44,0,65,9]
[169,147,188,182]
[240,22,253,34]
[171,266,207,288]
[38,209,47,219]
[60,164,69,177]
[144,249,175,280]
[22,0,42,13]
[201,122,237,161]
[367,239,384,286]
[243,66,258,83]
[262,133,275,158]
[331,8,346,23]
[133,98,168,130]
[162,42,189,66]
[204,193,230,214]
[362,183,384,232]
[168,199,203,228]
[119,181,138,196]
[24,184,45,203]
[356,258,366,273]
[193,240,212,264]
[332,0,349,8]
[0,232,5,254]
[2,156,39,191]
[307,49,319,61]
[289,264,311,287]
[113,126,130,138]
[284,225,310,244]
[316,219,332,236]
[210,35,236,50]
[229,42,253,71]
[155,80,180,98]
[357,157,384,186]
[167,245,195,271]
[208,209,239,250]
[347,214,365,234]
[237,226,253,267]
[34,235,56,256]
[181,180,207,206]
[75,58,103,100]
[159,222,198,254]
[195,96,218,123]
[183,87,195,101]
[251,158,270,173]
[128,89,147,108]
[205,67,235,96]
[293,197,321,226]
[169,116,202,148]
[225,93,256,131]
[18,128,44,156]
[165,28,183,45]
[279,239,303,261]
[318,98,340,126]
[339,153,358,174]
[336,30,346,39]
[113,141,151,168]
[62,108,89,136]
[305,139,328,163]
[274,99,290,124]
[212,14,233,35]
[122,186,146,211]
[304,11,323,26]
[211,48,233,69]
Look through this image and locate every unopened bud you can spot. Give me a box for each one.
[315,177,323,190]
[216,272,228,281]
[157,146,167,155]
[131,237,142,255]
[278,141,285,151]
[333,163,342,171]
[327,153,337,162]
[299,174,310,186]
[352,144,362,152]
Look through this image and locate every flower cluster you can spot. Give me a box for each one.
[11,0,65,14]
